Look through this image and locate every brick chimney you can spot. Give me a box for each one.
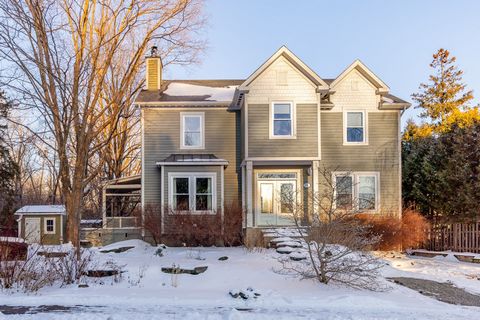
[146,46,162,91]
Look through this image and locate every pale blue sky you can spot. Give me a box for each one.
[167,0,480,128]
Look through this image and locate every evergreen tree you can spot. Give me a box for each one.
[0,90,18,225]
[403,121,480,222]
[409,48,478,138]
[403,48,480,221]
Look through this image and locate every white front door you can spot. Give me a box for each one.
[256,179,297,226]
[24,217,41,243]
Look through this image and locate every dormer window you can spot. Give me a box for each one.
[271,102,295,138]
[181,112,204,149]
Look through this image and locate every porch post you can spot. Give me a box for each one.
[312,160,320,217]
[241,165,246,228]
[246,161,253,227]
[160,165,165,234]
[220,165,225,235]
[102,185,107,229]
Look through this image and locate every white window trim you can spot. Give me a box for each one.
[168,172,217,214]
[180,112,205,149]
[332,171,380,213]
[269,101,296,139]
[343,110,368,145]
[44,218,56,234]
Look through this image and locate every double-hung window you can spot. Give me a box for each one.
[271,102,294,138]
[334,172,379,212]
[335,175,353,210]
[44,218,55,234]
[181,113,204,149]
[358,175,376,210]
[169,173,216,213]
[345,111,366,144]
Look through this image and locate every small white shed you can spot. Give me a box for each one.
[15,205,66,245]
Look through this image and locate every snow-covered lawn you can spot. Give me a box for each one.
[1,240,480,320]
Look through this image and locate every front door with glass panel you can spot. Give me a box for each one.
[256,173,297,226]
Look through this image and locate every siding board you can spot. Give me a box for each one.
[320,111,400,214]
[247,103,318,157]
[143,108,240,207]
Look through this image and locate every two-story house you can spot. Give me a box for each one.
[100,46,410,245]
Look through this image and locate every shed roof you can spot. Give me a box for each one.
[156,153,229,166]
[15,205,66,216]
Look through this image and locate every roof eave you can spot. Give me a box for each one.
[379,102,411,110]
[156,161,229,167]
[136,101,232,107]
[239,46,330,90]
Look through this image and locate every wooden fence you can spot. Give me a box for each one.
[426,221,480,253]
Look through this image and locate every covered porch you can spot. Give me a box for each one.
[102,175,141,229]
[241,160,319,228]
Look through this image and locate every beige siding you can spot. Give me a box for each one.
[247,103,318,157]
[330,69,380,112]
[20,215,63,245]
[247,55,317,104]
[320,111,400,214]
[143,108,240,206]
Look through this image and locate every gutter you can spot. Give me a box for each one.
[136,101,231,107]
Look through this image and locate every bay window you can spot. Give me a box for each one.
[169,173,216,213]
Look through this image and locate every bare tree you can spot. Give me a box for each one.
[4,121,61,205]
[276,166,384,291]
[0,0,205,253]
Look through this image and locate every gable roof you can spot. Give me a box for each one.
[329,59,389,93]
[15,205,66,216]
[238,46,329,91]
[136,80,243,106]
[134,48,410,109]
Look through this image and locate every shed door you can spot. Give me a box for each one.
[24,217,41,244]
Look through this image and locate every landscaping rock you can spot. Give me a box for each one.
[276,246,294,254]
[409,251,448,258]
[218,256,228,261]
[276,241,303,248]
[161,266,208,275]
[289,251,307,261]
[100,246,135,254]
[85,270,121,277]
[155,248,164,257]
[270,237,294,243]
[229,287,261,300]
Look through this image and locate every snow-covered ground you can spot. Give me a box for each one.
[1,240,480,320]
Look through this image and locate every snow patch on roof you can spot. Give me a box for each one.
[15,205,66,215]
[163,83,237,101]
